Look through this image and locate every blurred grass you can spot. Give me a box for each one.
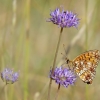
[0,0,100,100]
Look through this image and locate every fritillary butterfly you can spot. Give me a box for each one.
[65,50,100,84]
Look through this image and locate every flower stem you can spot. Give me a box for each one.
[52,27,63,71]
[4,84,8,100]
[47,27,63,100]
[55,84,60,100]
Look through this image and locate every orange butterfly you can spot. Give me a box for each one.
[65,50,100,84]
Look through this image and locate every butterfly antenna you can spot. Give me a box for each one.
[61,52,66,58]
[61,53,70,64]
[60,61,66,67]
[63,44,71,55]
[63,44,67,54]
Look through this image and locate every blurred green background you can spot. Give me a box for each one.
[0,0,100,100]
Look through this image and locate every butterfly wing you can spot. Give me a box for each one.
[73,50,100,84]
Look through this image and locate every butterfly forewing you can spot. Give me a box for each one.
[72,50,100,84]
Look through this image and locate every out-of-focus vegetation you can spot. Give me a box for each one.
[0,0,100,100]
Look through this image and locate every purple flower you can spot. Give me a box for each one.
[1,68,19,84]
[50,66,76,88]
[47,8,79,28]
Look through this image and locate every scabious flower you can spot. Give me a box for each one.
[47,8,79,28]
[1,68,19,84]
[50,66,76,88]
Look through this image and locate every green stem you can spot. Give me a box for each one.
[23,0,30,100]
[85,0,89,100]
[4,85,8,100]
[85,0,88,51]
[47,27,63,100]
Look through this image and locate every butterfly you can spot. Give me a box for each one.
[65,50,100,84]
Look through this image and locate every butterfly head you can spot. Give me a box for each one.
[65,57,70,64]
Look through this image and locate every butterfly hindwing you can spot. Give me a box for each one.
[72,50,100,84]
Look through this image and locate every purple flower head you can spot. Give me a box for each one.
[47,8,79,28]
[1,68,19,84]
[50,66,76,88]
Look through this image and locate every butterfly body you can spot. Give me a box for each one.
[67,50,100,84]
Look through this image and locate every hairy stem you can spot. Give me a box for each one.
[47,27,63,100]
[55,84,60,100]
